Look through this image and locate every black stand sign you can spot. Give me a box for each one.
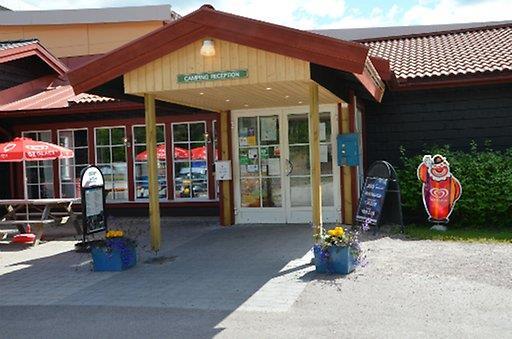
[75,165,107,252]
[356,177,389,225]
[355,161,404,230]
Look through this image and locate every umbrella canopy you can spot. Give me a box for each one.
[190,146,207,160]
[0,137,74,162]
[135,145,189,161]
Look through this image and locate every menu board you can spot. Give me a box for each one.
[83,187,106,234]
[80,166,107,235]
[355,177,389,225]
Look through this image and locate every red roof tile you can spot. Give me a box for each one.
[363,25,512,81]
[0,85,116,111]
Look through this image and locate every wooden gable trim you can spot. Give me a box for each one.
[67,5,375,95]
[0,43,68,76]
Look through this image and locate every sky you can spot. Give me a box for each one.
[1,0,511,29]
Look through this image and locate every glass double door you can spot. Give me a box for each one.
[233,106,340,224]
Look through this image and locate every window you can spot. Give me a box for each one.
[22,131,54,199]
[133,125,167,200]
[58,129,88,198]
[172,122,208,200]
[95,127,128,201]
[238,115,282,208]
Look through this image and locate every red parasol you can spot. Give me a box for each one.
[135,146,189,161]
[0,137,73,162]
[190,146,207,160]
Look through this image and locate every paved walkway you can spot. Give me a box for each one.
[1,218,511,338]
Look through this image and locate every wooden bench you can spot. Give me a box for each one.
[0,198,81,245]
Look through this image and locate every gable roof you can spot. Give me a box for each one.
[67,5,381,99]
[0,38,68,76]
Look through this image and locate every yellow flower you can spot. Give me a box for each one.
[334,227,345,237]
[327,227,344,237]
[106,230,124,238]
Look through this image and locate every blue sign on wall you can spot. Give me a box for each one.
[337,133,359,166]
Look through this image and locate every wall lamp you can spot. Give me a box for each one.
[200,39,215,57]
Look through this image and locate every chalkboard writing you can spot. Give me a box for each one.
[356,177,389,225]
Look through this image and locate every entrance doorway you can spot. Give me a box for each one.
[232,105,341,224]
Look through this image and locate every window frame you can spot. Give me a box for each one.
[94,125,129,202]
[171,121,210,201]
[21,130,54,199]
[132,124,167,201]
[57,128,89,199]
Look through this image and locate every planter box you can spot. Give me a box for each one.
[91,238,137,272]
[313,245,329,273]
[313,245,355,275]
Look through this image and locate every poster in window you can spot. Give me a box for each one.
[268,158,281,176]
[247,135,256,146]
[248,148,258,160]
[260,116,277,141]
[319,122,327,141]
[320,145,329,163]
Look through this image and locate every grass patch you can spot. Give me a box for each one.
[403,224,512,243]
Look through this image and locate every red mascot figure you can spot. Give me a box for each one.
[417,154,462,223]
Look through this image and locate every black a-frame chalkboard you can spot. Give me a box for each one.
[355,161,404,230]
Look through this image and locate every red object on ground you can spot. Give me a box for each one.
[12,233,36,244]
[0,137,74,162]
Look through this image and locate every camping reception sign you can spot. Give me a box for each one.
[177,69,248,83]
[417,154,462,223]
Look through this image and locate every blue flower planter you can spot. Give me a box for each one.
[313,245,329,273]
[91,238,137,272]
[313,245,356,275]
[328,246,355,275]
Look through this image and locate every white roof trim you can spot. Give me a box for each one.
[0,4,173,25]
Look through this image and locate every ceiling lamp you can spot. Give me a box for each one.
[200,39,215,57]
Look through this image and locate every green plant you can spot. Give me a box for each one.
[397,143,512,228]
[318,226,364,263]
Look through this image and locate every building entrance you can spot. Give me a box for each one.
[232,105,341,224]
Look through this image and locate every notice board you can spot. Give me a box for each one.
[355,177,389,225]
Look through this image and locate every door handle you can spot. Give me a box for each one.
[286,159,293,176]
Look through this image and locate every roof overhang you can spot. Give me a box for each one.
[0,41,68,76]
[68,5,387,103]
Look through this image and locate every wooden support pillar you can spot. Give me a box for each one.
[340,103,353,224]
[144,93,161,251]
[219,110,234,226]
[339,91,359,225]
[309,82,322,237]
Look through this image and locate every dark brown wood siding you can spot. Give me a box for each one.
[364,83,512,167]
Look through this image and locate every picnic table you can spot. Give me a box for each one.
[0,198,81,245]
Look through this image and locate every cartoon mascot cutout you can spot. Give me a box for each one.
[417,155,462,223]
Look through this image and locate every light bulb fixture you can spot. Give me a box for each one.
[200,39,215,57]
[123,137,131,147]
